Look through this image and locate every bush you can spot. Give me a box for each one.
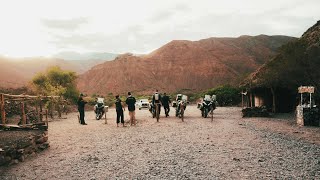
[242,107,269,117]
[207,85,241,106]
[31,66,79,104]
[303,108,320,126]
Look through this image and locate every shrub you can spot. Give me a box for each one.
[31,66,79,104]
[207,85,241,106]
[242,107,269,117]
[303,108,320,126]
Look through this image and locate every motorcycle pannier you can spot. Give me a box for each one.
[154,93,159,101]
[172,101,177,107]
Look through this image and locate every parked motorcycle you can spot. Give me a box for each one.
[94,98,105,120]
[149,103,156,118]
[173,94,188,121]
[198,95,216,118]
[149,103,161,119]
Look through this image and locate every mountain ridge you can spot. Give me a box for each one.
[78,35,296,95]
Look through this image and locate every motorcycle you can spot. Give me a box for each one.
[176,100,186,117]
[94,98,105,120]
[198,95,216,118]
[149,103,161,119]
[149,103,155,118]
[174,94,188,121]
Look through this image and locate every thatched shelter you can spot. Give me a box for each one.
[241,20,320,113]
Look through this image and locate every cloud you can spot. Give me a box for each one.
[48,23,211,54]
[41,17,89,31]
[49,24,146,53]
[148,10,176,23]
[48,10,318,55]
[2,0,318,57]
[174,3,191,12]
[147,3,191,23]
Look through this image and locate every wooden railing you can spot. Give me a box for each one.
[0,93,60,127]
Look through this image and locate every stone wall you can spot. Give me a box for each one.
[0,124,49,166]
[296,106,304,126]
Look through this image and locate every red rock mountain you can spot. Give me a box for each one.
[78,35,296,95]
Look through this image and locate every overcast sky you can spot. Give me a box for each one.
[0,0,319,57]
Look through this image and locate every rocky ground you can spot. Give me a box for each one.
[0,106,319,179]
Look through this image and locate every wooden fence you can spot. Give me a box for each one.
[0,93,60,127]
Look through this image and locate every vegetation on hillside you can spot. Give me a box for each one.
[240,20,320,112]
[171,85,241,106]
[206,85,241,106]
[244,35,320,102]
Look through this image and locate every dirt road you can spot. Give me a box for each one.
[1,106,319,179]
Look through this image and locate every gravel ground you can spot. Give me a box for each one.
[0,106,319,179]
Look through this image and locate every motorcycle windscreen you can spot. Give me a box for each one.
[97,98,104,103]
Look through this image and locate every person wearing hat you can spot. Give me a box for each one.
[77,93,88,125]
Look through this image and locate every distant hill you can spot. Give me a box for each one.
[52,51,118,61]
[77,35,296,95]
[0,56,106,88]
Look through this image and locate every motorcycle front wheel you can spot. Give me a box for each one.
[96,112,101,120]
[180,108,184,122]
[204,108,208,118]
[152,110,156,118]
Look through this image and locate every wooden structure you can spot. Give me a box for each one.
[0,93,60,127]
[296,86,316,126]
[241,86,298,113]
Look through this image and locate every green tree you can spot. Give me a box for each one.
[31,66,79,103]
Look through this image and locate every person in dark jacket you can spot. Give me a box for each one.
[115,95,125,127]
[125,92,136,126]
[162,93,171,117]
[77,93,87,125]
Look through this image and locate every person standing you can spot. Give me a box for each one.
[125,92,136,126]
[77,93,87,125]
[162,93,171,117]
[115,95,125,127]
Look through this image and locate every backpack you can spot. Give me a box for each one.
[154,93,159,101]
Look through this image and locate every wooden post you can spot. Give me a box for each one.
[36,98,39,122]
[21,102,26,127]
[45,109,48,127]
[271,87,276,113]
[249,92,253,107]
[57,97,62,118]
[40,99,43,121]
[105,111,107,124]
[50,97,54,119]
[0,94,5,124]
[309,93,312,108]
[241,92,244,108]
